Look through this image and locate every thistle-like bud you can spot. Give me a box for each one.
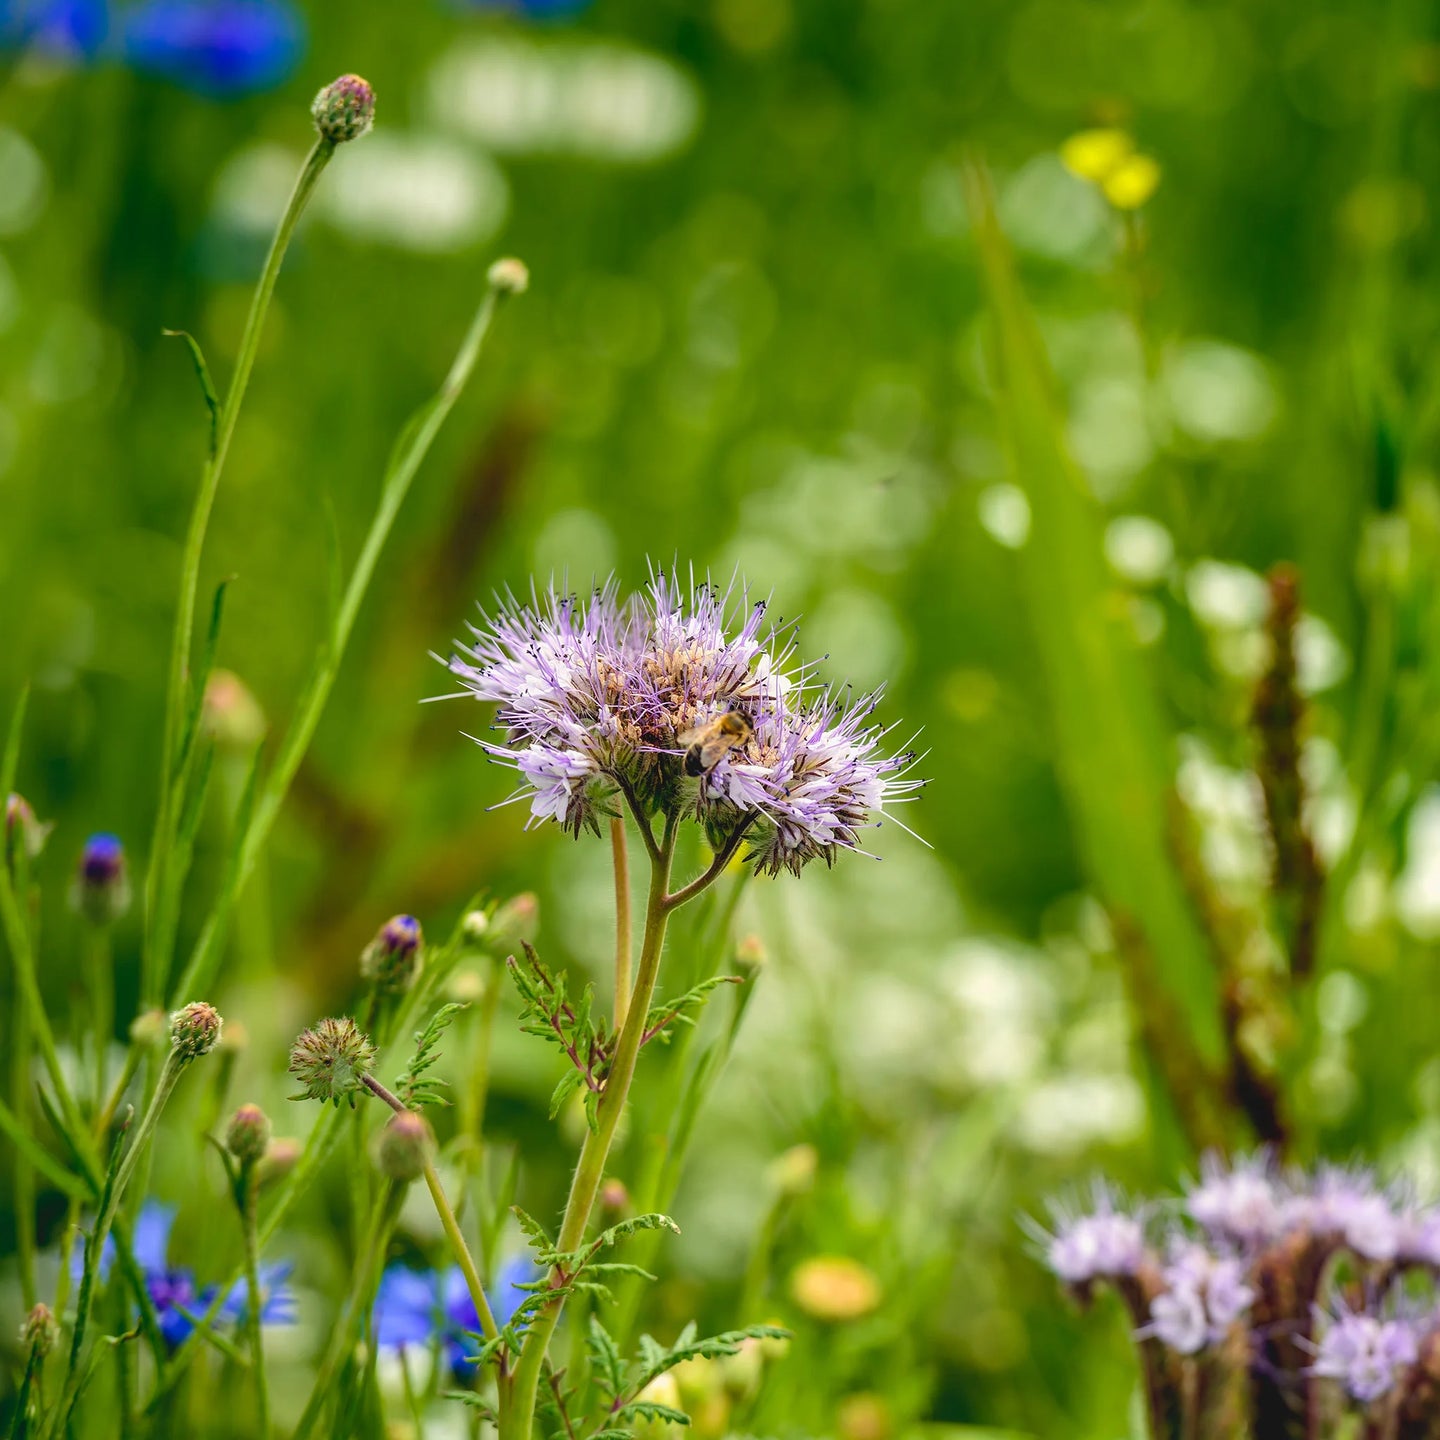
[202,670,266,754]
[226,1103,273,1167]
[71,832,131,926]
[374,1109,432,1182]
[360,914,423,994]
[288,1016,376,1107]
[257,1137,302,1184]
[21,1302,57,1357]
[311,73,375,145]
[5,793,51,867]
[170,1001,223,1061]
[490,892,539,950]
[487,257,529,296]
[129,1008,169,1049]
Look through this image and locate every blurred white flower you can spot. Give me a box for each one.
[1105,515,1174,586]
[1186,560,1269,629]
[1396,788,1440,940]
[978,483,1030,549]
[428,39,700,163]
[1163,340,1278,443]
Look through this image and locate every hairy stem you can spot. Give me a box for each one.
[503,813,679,1440]
[611,816,633,1029]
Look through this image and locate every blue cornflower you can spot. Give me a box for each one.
[373,1257,533,1379]
[0,0,108,59]
[118,0,303,97]
[73,1200,297,1349]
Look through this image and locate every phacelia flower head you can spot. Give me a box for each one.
[1185,1152,1287,1250]
[71,832,131,925]
[1036,1183,1149,1288]
[1291,1165,1401,1262]
[1144,1242,1255,1355]
[360,914,424,994]
[374,1257,533,1378]
[225,1103,272,1167]
[444,567,923,873]
[1311,1300,1421,1404]
[311,72,374,143]
[120,0,304,97]
[169,1001,223,1061]
[5,793,51,867]
[288,1016,376,1106]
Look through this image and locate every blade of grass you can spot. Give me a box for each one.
[961,160,1225,1091]
[170,268,525,1006]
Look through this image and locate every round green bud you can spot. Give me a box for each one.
[129,1008,169,1049]
[288,1016,376,1107]
[487,257,530,296]
[169,1001,223,1061]
[375,1109,432,1182]
[359,914,423,994]
[257,1137,302,1185]
[225,1103,273,1167]
[311,74,375,145]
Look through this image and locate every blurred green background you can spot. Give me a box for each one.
[6,0,1440,1434]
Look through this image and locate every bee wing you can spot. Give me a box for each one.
[677,725,705,746]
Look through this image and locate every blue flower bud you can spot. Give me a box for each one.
[360,914,423,994]
[71,832,131,925]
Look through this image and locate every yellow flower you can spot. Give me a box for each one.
[1102,153,1162,210]
[1059,127,1134,183]
[788,1256,881,1321]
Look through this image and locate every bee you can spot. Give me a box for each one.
[679,706,753,777]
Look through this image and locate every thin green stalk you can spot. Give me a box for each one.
[84,927,113,1110]
[170,273,521,1008]
[504,814,679,1440]
[145,138,337,1007]
[240,1169,271,1440]
[611,816,633,1030]
[462,951,506,1172]
[14,989,36,1310]
[291,1180,405,1440]
[361,1074,500,1344]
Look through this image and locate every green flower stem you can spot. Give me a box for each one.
[84,927,113,1110]
[13,987,36,1310]
[144,137,336,1008]
[462,950,506,1172]
[504,812,681,1440]
[360,1073,501,1345]
[291,1179,405,1440]
[170,272,521,1009]
[611,816,633,1030]
[240,1167,272,1440]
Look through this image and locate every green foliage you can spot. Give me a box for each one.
[394,1002,469,1109]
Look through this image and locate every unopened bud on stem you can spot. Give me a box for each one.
[375,1109,432,1182]
[169,1001,223,1061]
[226,1103,272,1168]
[311,74,375,145]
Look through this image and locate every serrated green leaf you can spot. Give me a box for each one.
[512,1205,556,1255]
[549,1067,586,1120]
[619,1402,690,1427]
[588,1314,625,1398]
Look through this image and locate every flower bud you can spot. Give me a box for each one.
[71,832,131,926]
[21,1302,57,1357]
[257,1136,302,1185]
[5,793,51,867]
[360,914,423,994]
[600,1177,631,1217]
[374,1109,432,1182]
[202,669,266,753]
[734,933,767,972]
[488,257,529,296]
[288,1016,376,1107]
[218,1018,249,1055]
[461,908,490,943]
[490,892,539,950]
[838,1393,892,1440]
[311,73,374,144]
[170,1001,223,1061]
[129,1008,168,1049]
[769,1143,818,1198]
[226,1103,272,1167]
[788,1256,881,1322]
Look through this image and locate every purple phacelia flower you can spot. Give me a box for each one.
[1397,1205,1440,1268]
[443,568,923,873]
[1143,1242,1255,1355]
[1311,1301,1421,1404]
[1292,1165,1400,1262]
[1186,1152,1286,1249]
[1034,1185,1148,1287]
